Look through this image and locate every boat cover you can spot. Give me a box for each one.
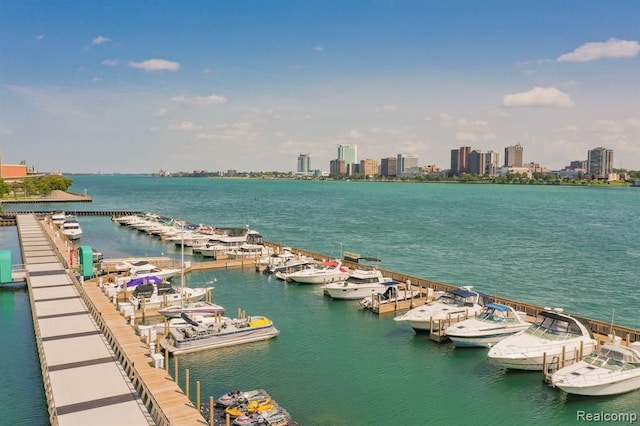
[486,303,510,312]
[124,275,163,288]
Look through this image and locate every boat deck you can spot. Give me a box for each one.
[16,214,154,426]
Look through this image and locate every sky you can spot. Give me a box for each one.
[1,1,639,174]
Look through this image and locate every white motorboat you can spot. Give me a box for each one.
[322,266,400,300]
[271,258,317,280]
[159,313,280,355]
[551,340,640,396]
[393,287,490,332]
[444,302,531,348]
[286,260,350,285]
[194,228,264,258]
[158,301,226,318]
[256,247,297,270]
[51,210,67,226]
[487,308,597,371]
[129,281,212,310]
[114,261,181,286]
[60,215,83,240]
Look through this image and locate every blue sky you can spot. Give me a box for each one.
[1,1,639,173]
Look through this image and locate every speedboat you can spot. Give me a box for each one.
[393,287,490,332]
[487,308,597,371]
[157,300,225,318]
[322,266,400,300]
[51,210,66,226]
[444,302,531,348]
[129,282,212,310]
[551,340,640,396]
[114,261,181,285]
[159,313,280,355]
[60,215,83,240]
[286,260,350,284]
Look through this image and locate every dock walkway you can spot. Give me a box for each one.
[16,214,154,426]
[18,214,208,426]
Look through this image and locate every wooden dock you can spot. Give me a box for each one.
[34,215,208,425]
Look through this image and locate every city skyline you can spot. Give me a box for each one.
[1,2,639,174]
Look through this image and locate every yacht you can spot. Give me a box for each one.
[51,210,67,226]
[322,266,399,300]
[487,308,597,371]
[393,287,490,332]
[114,261,182,286]
[286,260,350,285]
[129,281,212,310]
[60,215,82,240]
[444,302,531,348]
[551,340,640,396]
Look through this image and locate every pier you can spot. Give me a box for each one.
[16,214,207,426]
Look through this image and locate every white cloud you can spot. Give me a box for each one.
[557,38,640,62]
[502,87,575,108]
[128,59,180,71]
[35,34,44,41]
[313,45,324,52]
[169,121,201,131]
[171,94,228,105]
[92,36,111,45]
[156,108,168,116]
[102,59,119,66]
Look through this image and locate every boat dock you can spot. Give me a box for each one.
[15,214,207,426]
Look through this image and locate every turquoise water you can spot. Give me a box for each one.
[2,176,639,424]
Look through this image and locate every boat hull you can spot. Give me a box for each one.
[159,318,280,355]
[287,272,350,285]
[488,341,596,371]
[322,284,388,300]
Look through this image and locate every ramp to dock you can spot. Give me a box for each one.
[16,214,154,426]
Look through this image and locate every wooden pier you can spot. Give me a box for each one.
[25,215,208,425]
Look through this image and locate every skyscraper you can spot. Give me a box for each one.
[504,144,523,167]
[297,153,311,173]
[587,147,614,179]
[396,153,419,176]
[337,144,357,176]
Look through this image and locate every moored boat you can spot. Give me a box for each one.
[286,260,350,285]
[393,286,490,332]
[157,300,225,318]
[444,302,531,348]
[551,340,640,396]
[322,264,399,300]
[487,308,597,371]
[60,215,83,240]
[159,313,280,355]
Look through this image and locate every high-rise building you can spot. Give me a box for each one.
[504,144,523,167]
[297,153,311,173]
[450,149,459,176]
[337,144,357,176]
[329,159,346,175]
[380,157,397,177]
[458,146,471,174]
[360,159,379,176]
[396,154,419,176]
[587,147,614,179]
[467,150,487,175]
[485,150,500,176]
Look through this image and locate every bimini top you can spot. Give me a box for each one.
[485,302,510,312]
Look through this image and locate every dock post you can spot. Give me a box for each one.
[174,357,179,383]
[561,345,566,367]
[196,381,201,411]
[185,368,190,399]
[542,352,547,378]
[209,397,214,426]
[579,341,584,359]
[164,348,169,371]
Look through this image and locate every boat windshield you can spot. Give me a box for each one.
[525,313,584,340]
[476,307,513,323]
[346,276,378,285]
[583,346,640,370]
